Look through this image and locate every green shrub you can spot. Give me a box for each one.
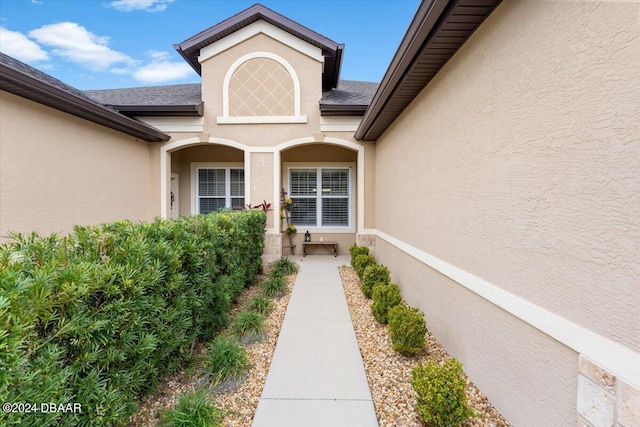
[361,264,390,299]
[159,389,224,427]
[388,304,427,357]
[207,336,250,387]
[353,254,376,279]
[231,310,265,343]
[270,257,297,275]
[246,294,274,315]
[372,283,402,324]
[349,245,369,266]
[0,210,265,427]
[261,274,287,298]
[411,358,475,427]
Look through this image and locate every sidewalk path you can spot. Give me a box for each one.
[252,255,378,427]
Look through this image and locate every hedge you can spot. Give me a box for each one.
[0,210,265,426]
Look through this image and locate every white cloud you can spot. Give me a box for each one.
[133,60,193,83]
[146,50,170,61]
[28,22,137,70]
[109,0,173,12]
[0,26,49,63]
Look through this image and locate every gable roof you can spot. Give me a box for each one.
[0,53,169,142]
[356,0,502,141]
[320,80,379,116]
[174,3,344,91]
[84,84,203,117]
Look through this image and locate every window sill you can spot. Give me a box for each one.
[217,116,307,124]
[292,226,355,234]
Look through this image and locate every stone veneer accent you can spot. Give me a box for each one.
[262,233,282,266]
[356,233,376,257]
[577,355,639,427]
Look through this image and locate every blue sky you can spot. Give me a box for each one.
[0,0,420,90]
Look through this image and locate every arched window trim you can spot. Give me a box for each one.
[218,52,307,124]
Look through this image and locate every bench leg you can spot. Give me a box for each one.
[334,244,337,257]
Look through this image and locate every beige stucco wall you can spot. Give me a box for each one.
[0,91,154,241]
[200,32,323,146]
[151,27,376,243]
[373,1,639,425]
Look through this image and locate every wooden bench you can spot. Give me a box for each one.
[302,241,338,257]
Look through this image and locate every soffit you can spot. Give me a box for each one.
[356,0,502,141]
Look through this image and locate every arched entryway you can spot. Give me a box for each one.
[273,137,366,256]
[160,137,249,219]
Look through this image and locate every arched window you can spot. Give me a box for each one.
[219,52,306,124]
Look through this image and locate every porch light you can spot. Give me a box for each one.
[304,231,311,242]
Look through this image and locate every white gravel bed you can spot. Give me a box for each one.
[339,267,510,427]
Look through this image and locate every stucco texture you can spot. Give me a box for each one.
[200,33,323,145]
[373,0,639,425]
[0,92,154,241]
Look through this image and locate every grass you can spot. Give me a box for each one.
[159,388,224,427]
[261,274,287,298]
[207,336,250,388]
[231,310,265,343]
[246,294,274,315]
[270,257,298,275]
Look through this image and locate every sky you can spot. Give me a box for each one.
[0,0,421,90]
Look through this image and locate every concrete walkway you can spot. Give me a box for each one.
[252,255,378,427]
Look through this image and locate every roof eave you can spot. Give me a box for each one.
[112,102,204,117]
[355,0,502,141]
[0,64,170,142]
[319,103,368,117]
[174,3,343,88]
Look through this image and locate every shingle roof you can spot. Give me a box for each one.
[321,80,379,105]
[0,52,169,142]
[84,83,202,106]
[320,80,378,116]
[1,52,114,108]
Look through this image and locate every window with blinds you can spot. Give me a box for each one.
[197,168,244,213]
[289,167,349,227]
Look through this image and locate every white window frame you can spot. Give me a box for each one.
[284,162,355,234]
[190,162,244,214]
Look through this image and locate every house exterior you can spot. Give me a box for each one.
[0,1,638,426]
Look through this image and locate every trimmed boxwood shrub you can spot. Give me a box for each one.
[371,283,402,324]
[361,264,390,299]
[388,304,427,357]
[411,358,475,427]
[349,245,369,266]
[0,210,265,427]
[353,254,376,279]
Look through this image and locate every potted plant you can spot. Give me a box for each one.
[284,198,294,211]
[286,224,297,236]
